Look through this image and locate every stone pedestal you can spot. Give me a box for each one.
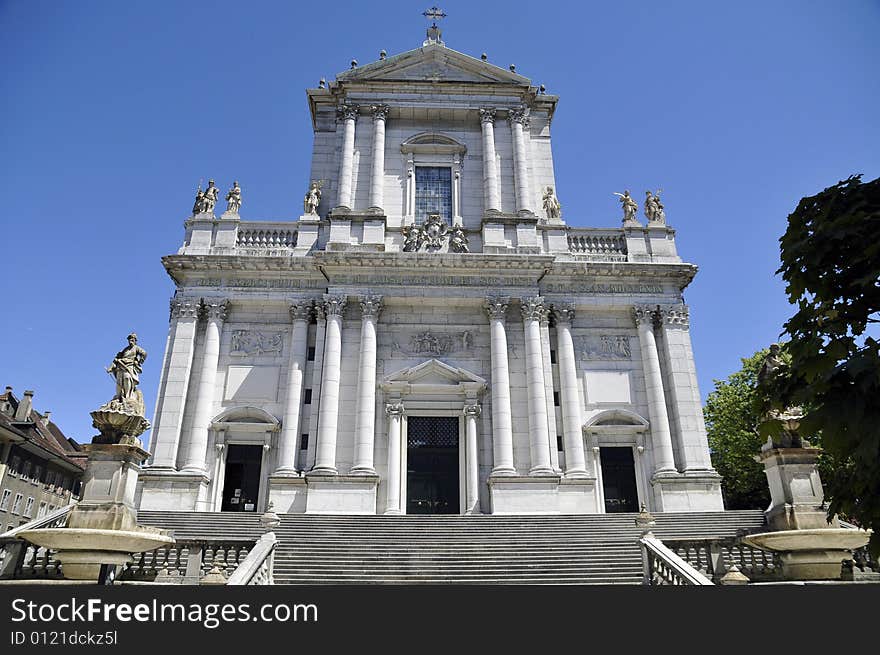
[759,446,837,530]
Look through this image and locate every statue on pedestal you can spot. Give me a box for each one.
[542,186,561,219]
[225,181,242,213]
[202,180,220,214]
[645,190,666,225]
[756,342,805,448]
[304,181,322,215]
[91,333,150,444]
[614,190,639,226]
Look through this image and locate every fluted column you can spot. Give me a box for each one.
[552,303,589,477]
[463,403,481,514]
[485,297,515,475]
[151,298,200,469]
[634,305,676,474]
[312,295,347,475]
[480,108,501,213]
[368,105,388,211]
[508,107,532,214]
[658,304,715,472]
[352,295,383,475]
[384,402,405,515]
[521,296,554,475]
[335,104,358,210]
[181,299,228,474]
[275,301,313,475]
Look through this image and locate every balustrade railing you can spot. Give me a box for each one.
[226,532,276,585]
[566,228,627,261]
[0,502,76,538]
[639,534,714,585]
[839,519,879,579]
[236,223,298,253]
[662,537,780,583]
[120,539,255,584]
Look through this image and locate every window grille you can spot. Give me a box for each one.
[407,416,459,449]
[415,167,452,223]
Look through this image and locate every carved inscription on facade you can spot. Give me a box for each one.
[578,335,632,360]
[231,330,285,356]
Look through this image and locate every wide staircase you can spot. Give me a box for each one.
[137,510,766,584]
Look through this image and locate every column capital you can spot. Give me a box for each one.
[632,304,657,327]
[508,106,530,127]
[289,301,313,322]
[479,107,497,124]
[385,402,405,417]
[463,403,482,418]
[322,294,347,317]
[520,296,547,322]
[370,104,390,121]
[359,294,383,320]
[484,296,510,320]
[170,298,200,320]
[551,303,575,324]
[202,299,229,322]
[658,304,690,327]
[337,104,359,122]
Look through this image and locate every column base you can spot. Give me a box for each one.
[563,468,591,479]
[137,470,210,511]
[383,509,402,516]
[349,466,377,476]
[491,466,517,477]
[488,474,562,514]
[650,471,724,512]
[272,467,301,477]
[307,466,338,476]
[528,465,557,477]
[267,475,307,513]
[305,475,379,514]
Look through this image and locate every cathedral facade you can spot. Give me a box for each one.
[137,30,723,516]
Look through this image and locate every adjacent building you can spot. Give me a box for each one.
[138,26,724,516]
[0,387,84,533]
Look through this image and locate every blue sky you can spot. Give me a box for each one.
[1,1,878,443]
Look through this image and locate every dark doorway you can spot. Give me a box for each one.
[406,416,460,514]
[221,444,263,512]
[600,447,639,513]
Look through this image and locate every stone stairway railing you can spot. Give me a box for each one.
[119,538,257,584]
[661,537,780,583]
[0,503,77,580]
[227,532,276,585]
[0,502,76,538]
[639,533,714,585]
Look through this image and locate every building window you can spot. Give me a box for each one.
[33,466,42,484]
[553,391,560,407]
[10,456,20,476]
[0,489,10,510]
[300,434,309,450]
[557,436,564,451]
[22,461,31,479]
[415,166,452,224]
[24,497,35,518]
[550,349,557,364]
[11,493,23,515]
[307,346,316,361]
[37,502,48,518]
[303,389,312,404]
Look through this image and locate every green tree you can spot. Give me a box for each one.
[704,350,771,510]
[774,174,880,554]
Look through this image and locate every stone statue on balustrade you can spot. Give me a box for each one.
[303,181,323,215]
[192,187,205,215]
[542,186,561,219]
[756,342,806,449]
[91,333,150,444]
[644,189,666,225]
[225,181,242,214]
[201,180,220,214]
[614,190,640,226]
[449,225,469,253]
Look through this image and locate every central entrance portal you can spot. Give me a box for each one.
[600,447,639,513]
[221,444,263,512]
[406,416,460,514]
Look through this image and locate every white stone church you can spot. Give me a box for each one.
[137,24,723,517]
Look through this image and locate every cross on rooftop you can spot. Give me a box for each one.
[423,6,447,26]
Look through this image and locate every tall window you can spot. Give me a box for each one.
[415,167,452,223]
[24,497,34,518]
[11,493,23,515]
[0,489,10,511]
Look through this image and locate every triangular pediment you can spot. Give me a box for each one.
[337,44,530,86]
[382,359,487,387]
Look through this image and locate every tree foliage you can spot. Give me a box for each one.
[704,350,771,510]
[775,174,880,554]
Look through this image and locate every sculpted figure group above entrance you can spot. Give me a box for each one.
[402,213,469,253]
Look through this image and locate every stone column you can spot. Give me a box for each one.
[181,299,228,474]
[384,402,405,515]
[368,104,389,211]
[521,296,554,475]
[508,107,532,214]
[335,104,358,210]
[275,301,312,476]
[658,304,715,472]
[150,298,200,469]
[312,295,347,475]
[485,297,515,476]
[479,108,501,213]
[633,305,676,474]
[463,403,481,514]
[552,303,588,477]
[352,295,383,475]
